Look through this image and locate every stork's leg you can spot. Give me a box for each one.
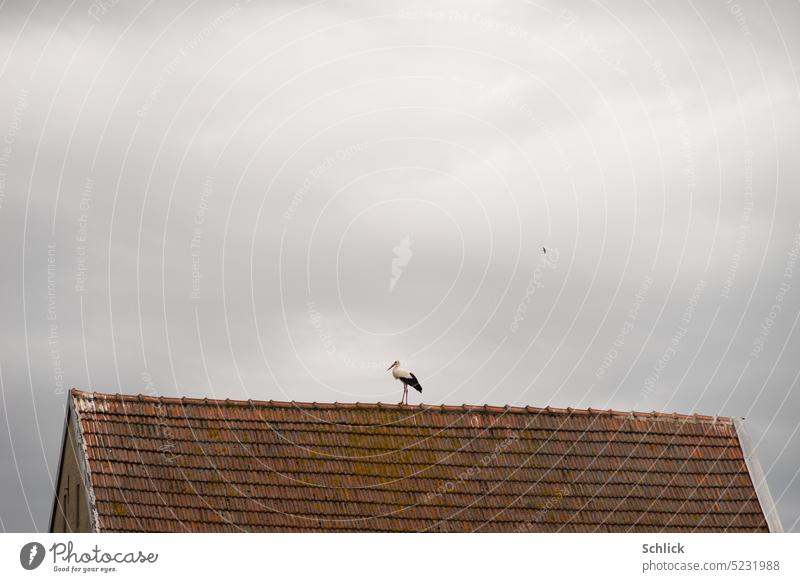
[404,385,408,405]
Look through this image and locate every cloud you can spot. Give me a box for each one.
[1,0,799,531]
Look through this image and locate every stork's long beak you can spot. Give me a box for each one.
[387,363,395,370]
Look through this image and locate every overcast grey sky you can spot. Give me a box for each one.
[1,0,799,532]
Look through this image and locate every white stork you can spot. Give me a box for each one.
[387,360,422,405]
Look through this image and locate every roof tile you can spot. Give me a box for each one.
[69,389,769,532]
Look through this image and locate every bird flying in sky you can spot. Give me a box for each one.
[387,360,422,405]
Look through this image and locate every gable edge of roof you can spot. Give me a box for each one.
[734,417,782,532]
[47,397,71,532]
[68,390,101,532]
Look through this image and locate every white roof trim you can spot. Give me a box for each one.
[70,392,101,532]
[734,417,782,532]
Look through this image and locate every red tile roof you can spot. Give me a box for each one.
[67,388,771,532]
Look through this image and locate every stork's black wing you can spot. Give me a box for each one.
[404,373,423,393]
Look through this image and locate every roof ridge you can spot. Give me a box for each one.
[68,388,734,424]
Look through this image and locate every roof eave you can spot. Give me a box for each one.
[734,417,783,532]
